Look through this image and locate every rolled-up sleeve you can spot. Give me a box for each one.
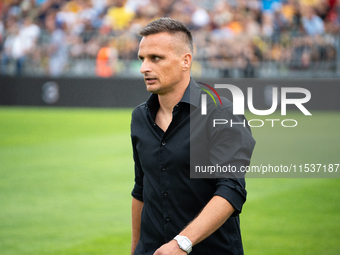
[214,178,246,215]
[210,105,255,215]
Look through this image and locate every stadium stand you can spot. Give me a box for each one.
[0,0,339,78]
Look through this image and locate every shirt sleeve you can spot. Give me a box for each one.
[209,104,256,215]
[131,110,144,202]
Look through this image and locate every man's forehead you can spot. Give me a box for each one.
[139,33,174,53]
[138,32,188,55]
[140,32,175,46]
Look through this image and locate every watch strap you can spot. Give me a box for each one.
[174,235,192,254]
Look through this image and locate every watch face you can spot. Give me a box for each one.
[175,235,192,253]
[181,239,191,250]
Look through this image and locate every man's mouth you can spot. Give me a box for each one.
[145,77,158,84]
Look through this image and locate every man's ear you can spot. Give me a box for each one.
[182,53,192,71]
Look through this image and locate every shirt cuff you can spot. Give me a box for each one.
[131,183,144,202]
[213,180,247,216]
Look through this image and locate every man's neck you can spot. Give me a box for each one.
[157,76,190,114]
[154,76,190,132]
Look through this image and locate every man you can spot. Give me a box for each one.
[131,17,255,255]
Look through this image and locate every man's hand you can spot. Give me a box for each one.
[153,240,187,255]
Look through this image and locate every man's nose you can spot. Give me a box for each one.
[140,60,151,74]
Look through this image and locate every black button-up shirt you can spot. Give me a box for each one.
[131,78,255,255]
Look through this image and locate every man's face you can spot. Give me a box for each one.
[138,32,187,95]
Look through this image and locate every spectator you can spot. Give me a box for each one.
[55,1,78,34]
[324,0,340,33]
[95,39,118,77]
[2,22,21,75]
[261,0,282,13]
[0,11,5,49]
[262,12,274,37]
[106,0,135,31]
[272,6,289,41]
[125,0,150,13]
[244,12,261,38]
[1,15,40,76]
[227,9,245,37]
[20,16,41,54]
[191,6,210,29]
[45,11,69,76]
[301,6,325,35]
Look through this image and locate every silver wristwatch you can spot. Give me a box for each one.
[174,235,192,254]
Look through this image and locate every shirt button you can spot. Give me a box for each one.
[162,142,166,146]
[163,191,168,196]
[162,168,166,171]
[165,217,170,222]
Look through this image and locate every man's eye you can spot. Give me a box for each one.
[153,57,160,61]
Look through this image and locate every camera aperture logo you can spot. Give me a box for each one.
[198,83,312,128]
[197,82,223,115]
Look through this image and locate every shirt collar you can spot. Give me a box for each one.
[187,78,200,108]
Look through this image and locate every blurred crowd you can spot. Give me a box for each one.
[0,0,339,77]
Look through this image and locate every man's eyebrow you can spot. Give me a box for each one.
[138,54,165,60]
[150,54,165,58]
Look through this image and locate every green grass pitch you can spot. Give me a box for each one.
[0,106,339,254]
